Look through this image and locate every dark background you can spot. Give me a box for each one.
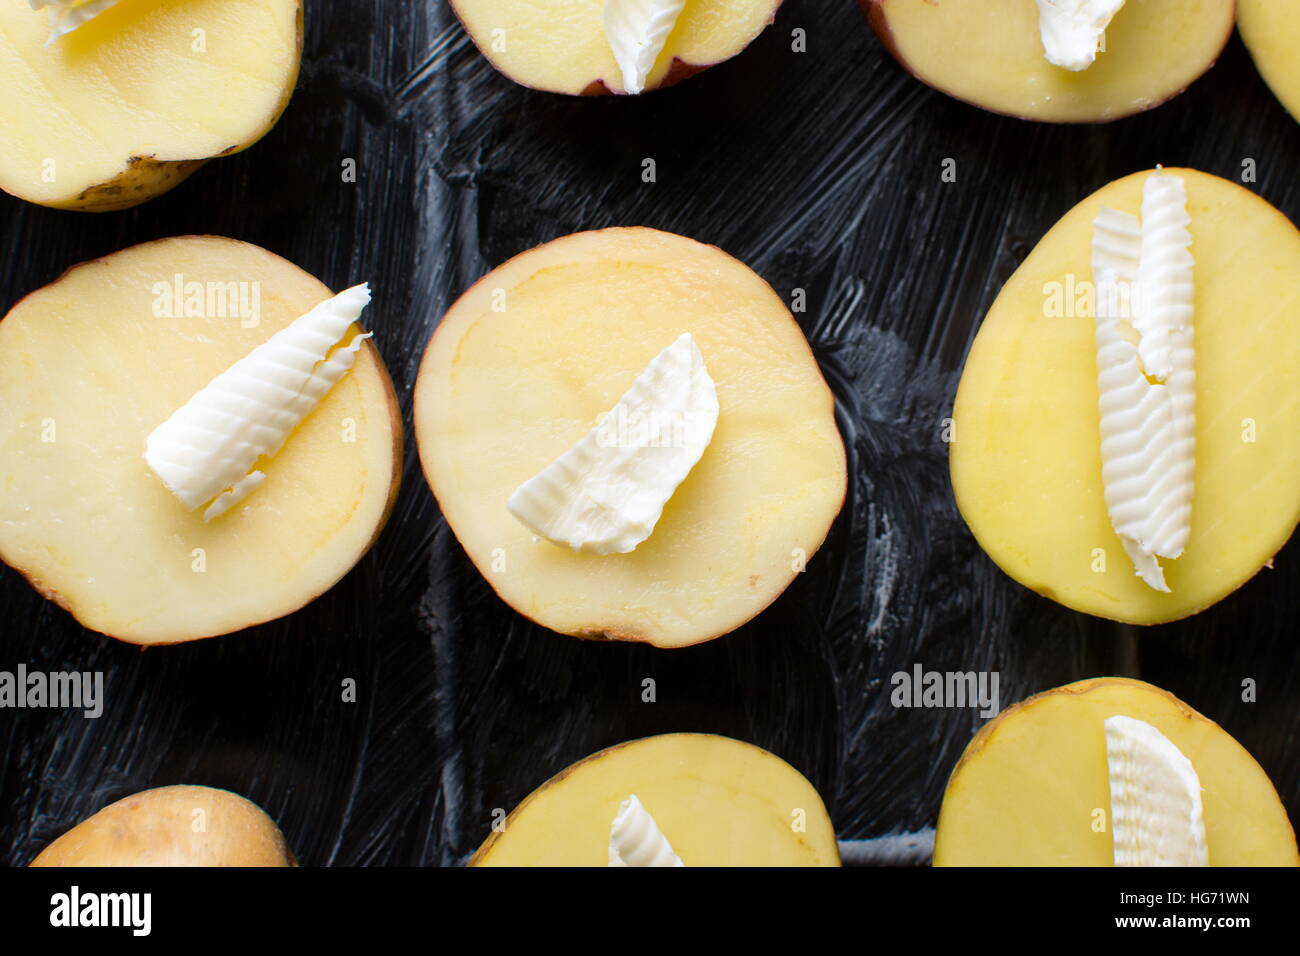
[1,0,1296,867]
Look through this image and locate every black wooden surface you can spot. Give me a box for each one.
[1,0,1297,867]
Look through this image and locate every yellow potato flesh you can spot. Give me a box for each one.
[0,0,301,209]
[0,236,401,644]
[870,0,1234,122]
[414,227,846,648]
[472,733,839,866]
[951,169,1300,624]
[31,785,294,866]
[449,0,781,94]
[934,678,1298,866]
[1239,0,1300,123]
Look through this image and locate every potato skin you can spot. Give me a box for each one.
[59,156,210,213]
[860,1,902,68]
[578,57,711,97]
[30,785,294,867]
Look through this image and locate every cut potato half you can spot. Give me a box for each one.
[0,0,302,210]
[1239,0,1300,123]
[863,0,1234,122]
[31,785,295,866]
[471,733,840,866]
[414,227,846,649]
[0,236,402,644]
[952,169,1300,624]
[449,0,782,95]
[934,677,1299,866]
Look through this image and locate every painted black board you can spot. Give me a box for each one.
[1,0,1296,867]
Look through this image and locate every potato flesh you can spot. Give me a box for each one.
[1239,0,1300,123]
[449,0,780,94]
[473,734,839,866]
[951,170,1300,624]
[31,786,293,866]
[871,0,1233,122]
[0,237,399,644]
[415,228,846,648]
[934,678,1299,866]
[0,0,299,206]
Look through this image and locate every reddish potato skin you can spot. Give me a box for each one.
[861,0,904,66]
[448,1,784,96]
[579,58,712,96]
[859,0,1235,124]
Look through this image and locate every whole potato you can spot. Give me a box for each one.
[30,785,294,867]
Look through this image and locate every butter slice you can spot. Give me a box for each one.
[608,794,685,867]
[145,284,374,521]
[1105,715,1209,867]
[508,332,718,555]
[603,0,686,94]
[1036,0,1127,71]
[1091,169,1195,590]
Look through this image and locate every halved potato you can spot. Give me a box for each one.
[0,236,402,644]
[414,227,846,649]
[1239,0,1300,123]
[449,0,782,95]
[31,785,295,866]
[0,0,302,210]
[472,733,839,866]
[952,169,1300,624]
[863,0,1234,122]
[934,677,1298,866]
